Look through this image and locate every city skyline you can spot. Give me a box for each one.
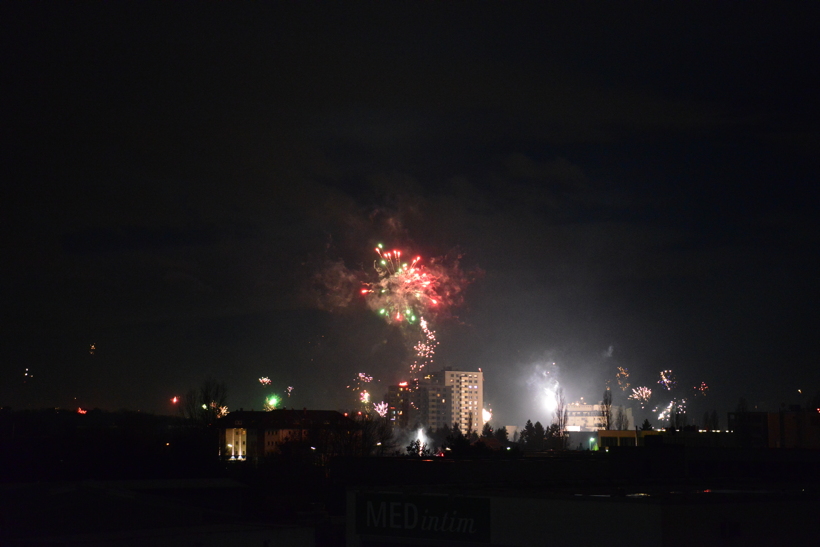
[3,4,819,429]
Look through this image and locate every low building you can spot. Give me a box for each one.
[565,403,633,432]
[216,409,356,463]
[729,408,820,449]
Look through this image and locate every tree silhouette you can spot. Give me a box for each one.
[532,421,546,451]
[600,388,612,430]
[615,406,629,430]
[554,387,568,448]
[181,377,228,426]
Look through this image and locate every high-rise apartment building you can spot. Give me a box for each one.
[423,368,484,434]
[385,368,484,434]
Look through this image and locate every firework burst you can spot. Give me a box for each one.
[360,244,473,325]
[693,381,709,397]
[616,367,630,391]
[259,377,271,386]
[374,401,388,417]
[658,370,677,391]
[360,245,439,324]
[263,394,280,411]
[629,386,652,409]
[347,373,377,410]
[482,408,492,425]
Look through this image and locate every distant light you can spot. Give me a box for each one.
[310,446,316,450]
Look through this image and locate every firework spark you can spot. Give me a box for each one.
[693,381,709,397]
[616,366,630,391]
[658,370,677,391]
[629,386,652,409]
[286,386,294,397]
[259,377,271,386]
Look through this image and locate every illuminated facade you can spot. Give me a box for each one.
[565,403,633,432]
[386,382,415,429]
[224,426,247,460]
[418,368,484,434]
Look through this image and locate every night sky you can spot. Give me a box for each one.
[3,3,819,428]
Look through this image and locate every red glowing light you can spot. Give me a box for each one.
[171,396,179,404]
[77,408,87,415]
[398,382,408,386]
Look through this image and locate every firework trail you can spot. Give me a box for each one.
[658,370,677,391]
[616,366,630,391]
[629,386,652,409]
[374,401,388,418]
[409,318,438,379]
